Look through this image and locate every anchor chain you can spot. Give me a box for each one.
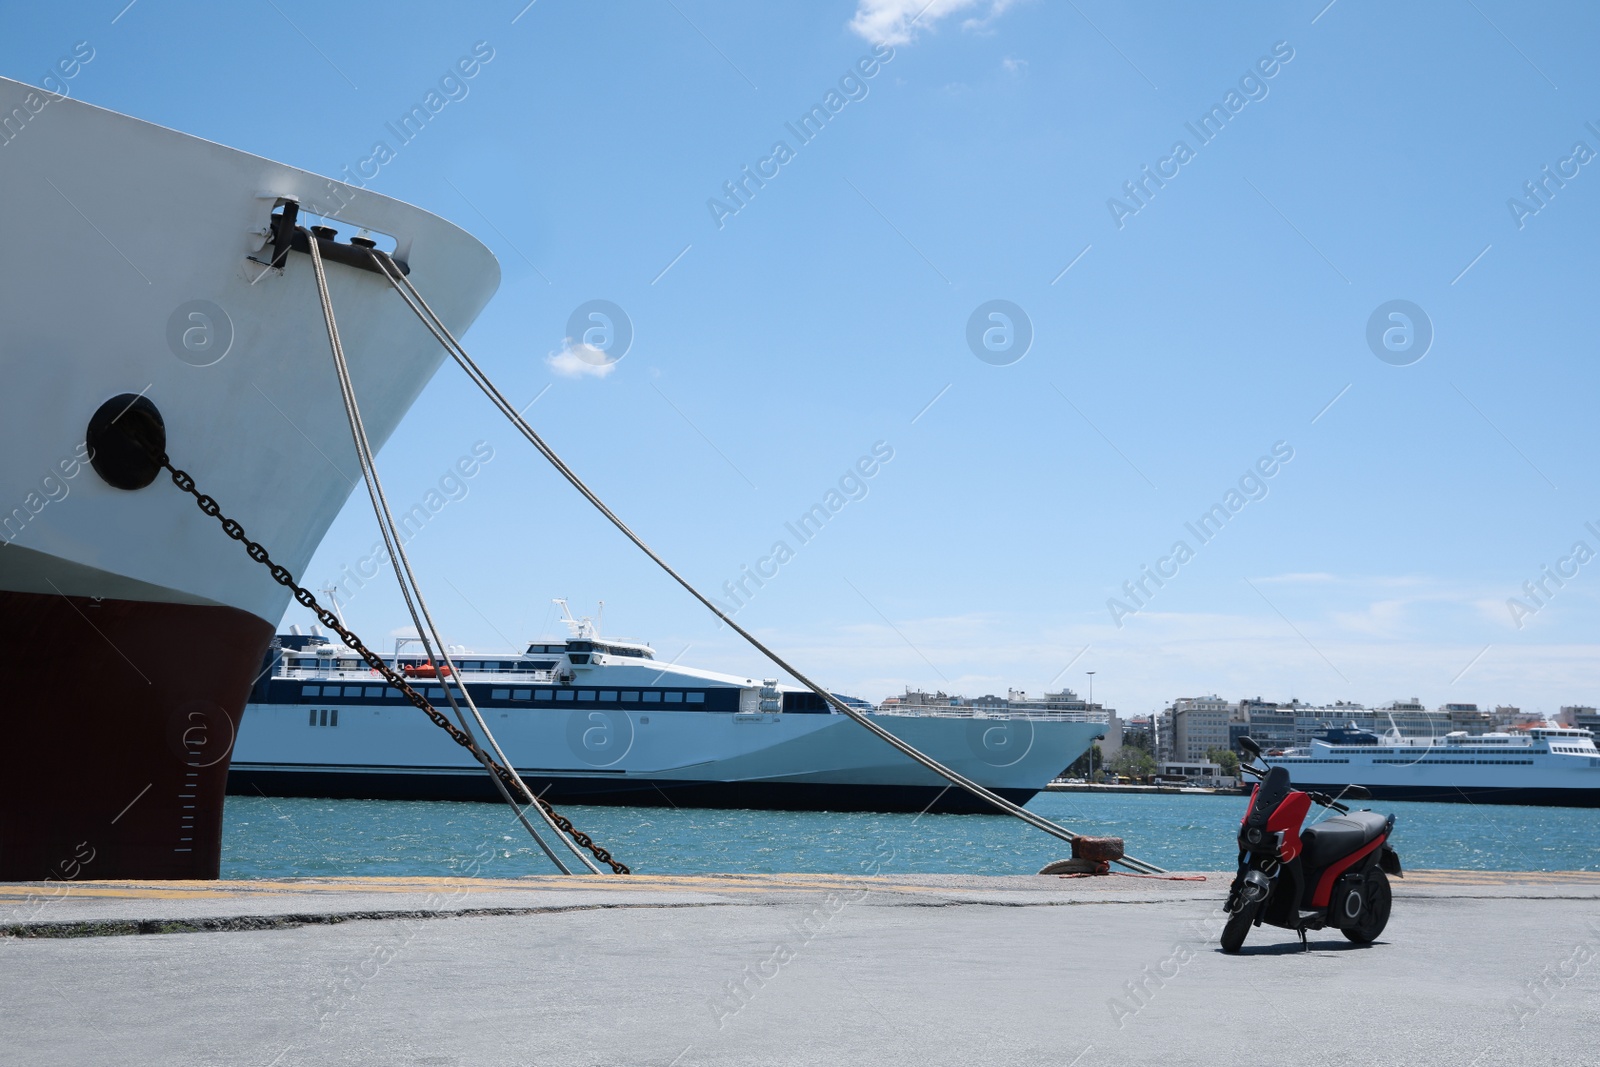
[157,456,629,875]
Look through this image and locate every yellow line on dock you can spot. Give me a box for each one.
[0,873,937,901]
[2,869,1592,903]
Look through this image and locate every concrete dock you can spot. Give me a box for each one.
[4,870,1597,1066]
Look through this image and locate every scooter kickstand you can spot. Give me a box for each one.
[1298,928,1309,952]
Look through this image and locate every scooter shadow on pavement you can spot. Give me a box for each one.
[1218,938,1387,956]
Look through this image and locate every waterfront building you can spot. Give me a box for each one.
[1168,695,1232,762]
[1155,760,1229,786]
[1558,706,1600,734]
[1238,698,1296,751]
[1440,702,1494,734]
[1121,715,1156,752]
[1156,709,1175,763]
[1166,694,1598,754]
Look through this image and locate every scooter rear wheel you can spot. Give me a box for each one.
[1342,868,1391,944]
[1221,899,1259,953]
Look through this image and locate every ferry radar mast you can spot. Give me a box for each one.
[554,597,601,639]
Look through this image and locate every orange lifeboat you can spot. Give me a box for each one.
[401,662,453,678]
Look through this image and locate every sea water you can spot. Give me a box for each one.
[220,792,1600,879]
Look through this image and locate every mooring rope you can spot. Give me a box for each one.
[307,235,609,875]
[368,249,1166,875]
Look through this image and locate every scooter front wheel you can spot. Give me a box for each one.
[1221,898,1259,953]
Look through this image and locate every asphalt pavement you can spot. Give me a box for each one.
[3,870,1596,1066]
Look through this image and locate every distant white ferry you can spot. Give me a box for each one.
[1263,725,1600,807]
[230,614,1106,813]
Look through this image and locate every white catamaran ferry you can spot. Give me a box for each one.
[1262,725,1600,807]
[230,613,1107,813]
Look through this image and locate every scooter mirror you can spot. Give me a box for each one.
[1238,736,1262,758]
[1344,784,1371,800]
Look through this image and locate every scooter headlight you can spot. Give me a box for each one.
[1246,828,1262,845]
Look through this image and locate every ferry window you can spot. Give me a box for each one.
[492,689,510,700]
[665,692,684,703]
[302,686,321,698]
[320,709,328,726]
[535,690,553,700]
[386,688,401,698]
[309,708,317,726]
[344,686,363,698]
[365,687,383,698]
[578,691,596,701]
[427,688,445,699]
[621,692,639,702]
[462,661,479,670]
[643,692,662,703]
[513,690,531,700]
[687,693,706,703]
[556,690,575,701]
[600,691,618,701]
[331,709,338,727]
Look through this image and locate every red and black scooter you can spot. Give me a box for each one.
[1222,736,1403,953]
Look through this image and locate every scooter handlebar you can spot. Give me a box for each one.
[1305,790,1351,813]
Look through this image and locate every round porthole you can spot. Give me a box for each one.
[86,393,166,490]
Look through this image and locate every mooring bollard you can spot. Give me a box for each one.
[1037,836,1125,875]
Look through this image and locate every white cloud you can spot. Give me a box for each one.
[1001,56,1028,74]
[849,0,1019,47]
[546,342,619,379]
[1253,572,1340,585]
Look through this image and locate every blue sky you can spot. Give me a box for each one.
[9,1,1600,717]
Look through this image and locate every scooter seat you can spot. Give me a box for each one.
[1300,811,1388,869]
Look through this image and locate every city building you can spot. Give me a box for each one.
[1155,760,1230,787]
[1239,697,1296,751]
[1121,715,1155,751]
[1159,695,1600,755]
[1559,706,1600,735]
[886,687,1118,777]
[1440,702,1494,734]
[1167,695,1232,763]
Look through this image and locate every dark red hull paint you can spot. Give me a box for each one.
[0,590,273,880]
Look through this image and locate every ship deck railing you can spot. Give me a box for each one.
[277,668,559,683]
[872,704,1109,723]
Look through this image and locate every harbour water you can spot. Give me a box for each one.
[221,792,1600,878]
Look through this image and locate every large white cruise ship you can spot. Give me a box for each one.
[1262,725,1600,807]
[230,615,1106,812]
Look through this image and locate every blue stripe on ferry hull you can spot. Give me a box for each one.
[1347,783,1600,808]
[227,766,1038,814]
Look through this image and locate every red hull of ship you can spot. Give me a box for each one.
[0,591,272,880]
